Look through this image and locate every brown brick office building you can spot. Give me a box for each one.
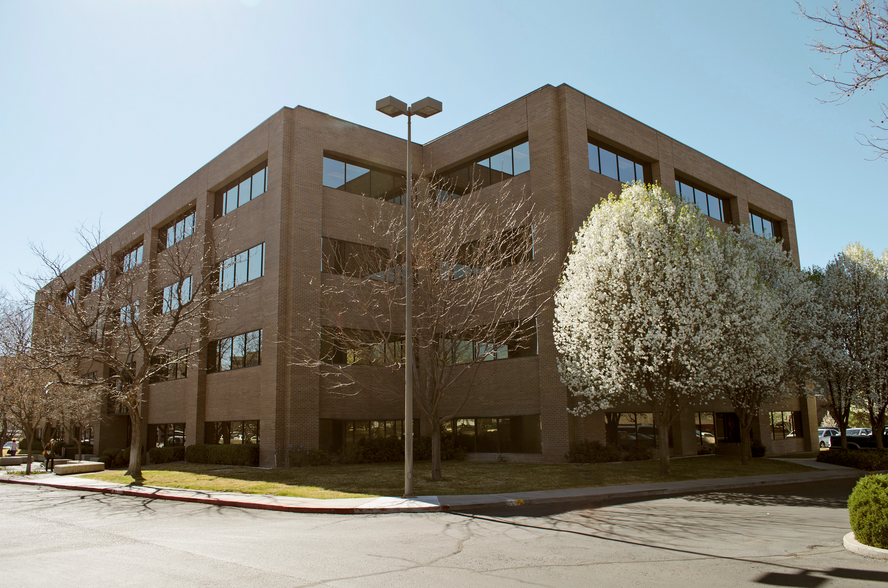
[54,84,818,467]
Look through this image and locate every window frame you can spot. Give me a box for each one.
[219,243,265,291]
[215,163,268,218]
[674,177,729,223]
[588,139,647,184]
[159,209,196,250]
[208,329,263,373]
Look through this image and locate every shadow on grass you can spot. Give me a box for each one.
[84,456,822,499]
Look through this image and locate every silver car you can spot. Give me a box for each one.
[818,428,840,448]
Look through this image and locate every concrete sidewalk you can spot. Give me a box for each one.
[0,458,868,515]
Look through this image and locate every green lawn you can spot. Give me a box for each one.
[79,456,815,500]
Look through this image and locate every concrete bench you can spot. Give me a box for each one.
[52,461,105,475]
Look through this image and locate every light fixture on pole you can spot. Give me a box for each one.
[376,95,442,498]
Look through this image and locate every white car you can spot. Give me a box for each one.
[818,428,840,448]
[846,428,872,436]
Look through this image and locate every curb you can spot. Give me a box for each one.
[0,477,445,514]
[844,532,888,560]
[0,467,866,515]
[439,469,865,511]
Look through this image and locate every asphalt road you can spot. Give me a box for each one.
[1,478,885,587]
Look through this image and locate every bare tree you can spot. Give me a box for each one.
[53,377,104,461]
[295,177,552,481]
[0,293,55,473]
[28,222,229,481]
[799,0,888,158]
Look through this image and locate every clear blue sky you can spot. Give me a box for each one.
[1,0,884,298]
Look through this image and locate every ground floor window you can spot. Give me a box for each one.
[605,412,671,449]
[77,426,94,445]
[150,423,186,448]
[204,420,259,445]
[770,411,803,440]
[319,419,419,453]
[715,412,741,443]
[695,412,717,446]
[442,415,542,454]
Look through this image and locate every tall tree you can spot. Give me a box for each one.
[0,293,55,473]
[805,251,882,448]
[799,0,888,158]
[554,184,723,475]
[29,224,229,481]
[711,227,813,464]
[297,178,551,481]
[843,243,888,447]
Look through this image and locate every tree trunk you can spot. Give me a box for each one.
[126,410,144,482]
[654,411,670,475]
[75,438,83,461]
[739,425,752,466]
[869,410,885,450]
[430,414,442,481]
[23,424,34,475]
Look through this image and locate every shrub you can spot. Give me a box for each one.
[149,446,185,464]
[817,448,888,470]
[413,434,467,462]
[185,444,260,466]
[622,445,653,461]
[848,474,888,549]
[751,440,766,458]
[113,447,131,468]
[566,440,621,464]
[288,445,334,467]
[98,447,121,468]
[697,445,716,455]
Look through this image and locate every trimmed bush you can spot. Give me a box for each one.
[113,447,131,468]
[751,440,767,458]
[817,448,888,470]
[413,434,467,462]
[149,446,185,464]
[566,440,622,464]
[848,474,888,549]
[185,444,260,466]
[288,446,334,467]
[98,447,121,468]
[622,445,653,461]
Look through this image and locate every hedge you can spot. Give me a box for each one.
[565,440,653,463]
[816,448,888,471]
[185,444,259,466]
[848,474,888,549]
[148,446,186,464]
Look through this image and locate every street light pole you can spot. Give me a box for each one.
[376,96,442,498]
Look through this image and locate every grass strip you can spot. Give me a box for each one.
[78,456,815,499]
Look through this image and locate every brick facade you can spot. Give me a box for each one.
[53,84,817,466]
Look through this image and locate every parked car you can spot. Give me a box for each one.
[818,428,840,448]
[846,428,872,437]
[828,426,888,449]
[696,431,716,445]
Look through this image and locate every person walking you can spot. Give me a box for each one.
[43,439,55,473]
[9,439,17,456]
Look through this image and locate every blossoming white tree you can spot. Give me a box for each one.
[710,227,813,464]
[839,244,888,448]
[806,251,879,449]
[554,184,723,475]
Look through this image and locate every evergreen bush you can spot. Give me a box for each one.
[565,440,622,463]
[817,448,888,470]
[148,446,185,464]
[848,474,888,549]
[185,444,259,466]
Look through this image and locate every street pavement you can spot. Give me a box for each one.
[1,475,885,587]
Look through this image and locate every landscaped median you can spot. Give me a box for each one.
[77,456,817,500]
